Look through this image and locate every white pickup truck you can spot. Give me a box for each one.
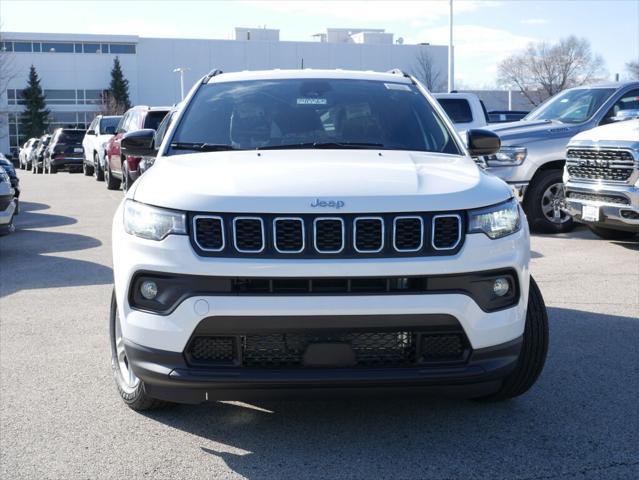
[82,115,122,181]
[564,114,639,240]
[434,92,489,131]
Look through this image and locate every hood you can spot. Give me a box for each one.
[485,119,583,145]
[133,150,512,214]
[570,119,639,143]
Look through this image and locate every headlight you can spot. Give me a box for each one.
[468,198,521,239]
[0,168,9,184]
[485,146,527,166]
[123,199,187,241]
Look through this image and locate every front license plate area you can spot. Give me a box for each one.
[582,205,600,222]
[74,147,83,153]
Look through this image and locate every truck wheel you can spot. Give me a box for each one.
[109,290,170,411]
[588,226,637,240]
[105,164,121,190]
[474,277,549,401]
[83,162,93,176]
[94,153,105,181]
[524,170,574,234]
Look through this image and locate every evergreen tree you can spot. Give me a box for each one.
[20,65,49,139]
[106,57,131,114]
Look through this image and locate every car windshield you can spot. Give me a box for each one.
[525,88,615,123]
[169,78,460,154]
[100,117,120,134]
[58,130,85,144]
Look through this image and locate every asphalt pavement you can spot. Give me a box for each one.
[1,171,638,479]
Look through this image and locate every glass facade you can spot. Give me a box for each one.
[1,40,136,54]
[7,89,108,105]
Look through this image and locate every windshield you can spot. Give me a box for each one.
[525,88,615,123]
[169,78,459,154]
[100,117,121,134]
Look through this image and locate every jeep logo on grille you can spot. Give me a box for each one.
[311,199,345,209]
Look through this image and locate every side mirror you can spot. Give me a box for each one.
[104,126,116,135]
[121,129,157,157]
[86,129,96,135]
[466,129,501,157]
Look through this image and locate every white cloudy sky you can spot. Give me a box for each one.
[1,0,638,88]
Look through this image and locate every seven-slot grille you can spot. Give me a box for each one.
[192,213,464,257]
[566,148,636,183]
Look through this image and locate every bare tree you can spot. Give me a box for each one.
[498,36,606,106]
[412,49,445,92]
[626,60,639,79]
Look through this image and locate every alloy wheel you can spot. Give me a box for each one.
[541,182,570,224]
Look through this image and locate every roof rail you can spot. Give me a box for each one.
[201,69,223,84]
[387,68,410,78]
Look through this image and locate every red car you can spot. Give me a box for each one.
[105,106,170,191]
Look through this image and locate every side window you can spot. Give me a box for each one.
[601,89,639,125]
[437,98,473,123]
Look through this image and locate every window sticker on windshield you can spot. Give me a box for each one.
[384,83,411,91]
[297,98,327,105]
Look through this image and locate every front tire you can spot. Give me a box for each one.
[475,277,549,401]
[588,225,637,240]
[524,169,574,234]
[94,152,105,181]
[109,290,169,411]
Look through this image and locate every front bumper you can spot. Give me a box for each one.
[565,180,639,232]
[0,197,17,226]
[125,334,522,402]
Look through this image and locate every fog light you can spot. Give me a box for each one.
[140,280,158,300]
[493,278,510,297]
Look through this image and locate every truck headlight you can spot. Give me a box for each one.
[485,146,527,166]
[468,198,521,239]
[123,199,187,241]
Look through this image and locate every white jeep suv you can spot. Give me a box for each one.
[111,69,548,410]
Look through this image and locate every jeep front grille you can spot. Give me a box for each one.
[191,212,464,258]
[566,148,636,183]
[185,330,469,368]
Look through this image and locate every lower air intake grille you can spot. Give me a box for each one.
[186,330,469,368]
[433,216,461,250]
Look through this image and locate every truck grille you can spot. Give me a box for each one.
[186,330,469,368]
[192,212,464,258]
[566,191,630,205]
[566,148,635,182]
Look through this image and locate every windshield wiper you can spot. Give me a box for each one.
[257,141,384,150]
[170,142,238,152]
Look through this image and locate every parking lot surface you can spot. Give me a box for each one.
[1,172,638,480]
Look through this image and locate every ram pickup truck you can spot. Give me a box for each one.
[111,69,548,410]
[564,116,639,240]
[82,114,121,181]
[483,81,639,233]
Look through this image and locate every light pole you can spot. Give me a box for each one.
[172,67,188,100]
[448,0,454,92]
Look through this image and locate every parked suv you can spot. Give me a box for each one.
[44,129,86,174]
[82,114,122,181]
[31,134,51,174]
[0,166,17,235]
[564,116,639,240]
[105,106,169,191]
[483,81,639,233]
[0,155,20,198]
[111,69,549,410]
[18,138,38,170]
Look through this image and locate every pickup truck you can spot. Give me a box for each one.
[482,81,639,233]
[434,92,489,131]
[564,114,639,240]
[109,68,548,410]
[82,115,121,181]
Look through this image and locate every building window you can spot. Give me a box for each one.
[14,42,32,52]
[109,44,136,54]
[44,89,77,104]
[1,42,13,52]
[7,89,26,105]
[74,43,83,53]
[101,44,110,54]
[33,42,41,52]
[84,90,104,105]
[42,42,74,53]
[83,43,100,53]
